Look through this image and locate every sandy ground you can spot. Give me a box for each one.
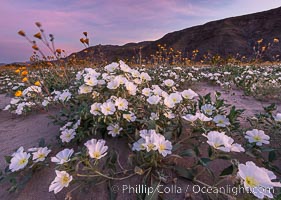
[0,83,280,200]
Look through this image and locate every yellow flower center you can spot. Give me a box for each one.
[92,151,101,159]
[159,144,165,151]
[38,153,45,159]
[113,127,119,133]
[245,176,259,187]
[253,136,261,141]
[218,120,224,124]
[61,175,70,185]
[18,158,27,165]
[214,143,220,148]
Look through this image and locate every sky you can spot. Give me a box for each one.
[0,0,280,63]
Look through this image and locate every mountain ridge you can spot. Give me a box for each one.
[71,6,281,63]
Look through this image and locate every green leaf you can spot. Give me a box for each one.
[107,181,117,200]
[38,138,45,147]
[179,149,196,157]
[4,156,11,164]
[220,165,234,176]
[268,151,276,162]
[198,158,212,166]
[217,155,231,160]
[175,166,195,181]
[208,146,213,157]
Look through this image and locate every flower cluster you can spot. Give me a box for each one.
[133,129,172,157]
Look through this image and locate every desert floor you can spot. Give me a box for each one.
[0,82,280,200]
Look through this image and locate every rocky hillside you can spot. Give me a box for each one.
[72,6,281,62]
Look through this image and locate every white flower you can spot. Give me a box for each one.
[84,68,100,77]
[22,86,42,96]
[107,124,123,137]
[203,131,244,152]
[142,88,151,97]
[150,112,159,120]
[60,122,73,131]
[42,99,49,107]
[196,113,213,121]
[147,95,161,105]
[181,89,198,99]
[84,74,98,86]
[49,171,73,194]
[60,129,76,143]
[100,101,116,115]
[125,81,137,95]
[133,78,142,84]
[76,70,84,80]
[10,98,20,105]
[273,113,281,122]
[119,60,131,72]
[3,105,11,111]
[90,103,102,116]
[143,135,158,152]
[105,62,119,72]
[131,69,140,77]
[133,130,172,157]
[79,84,93,94]
[114,75,127,85]
[182,112,212,122]
[140,72,151,81]
[107,80,120,90]
[245,129,270,146]
[132,138,146,151]
[154,136,172,157]
[164,93,182,108]
[32,147,51,162]
[51,149,74,164]
[182,114,198,122]
[58,90,72,101]
[12,146,24,156]
[84,139,108,159]
[123,111,136,122]
[169,93,182,103]
[9,148,30,172]
[213,115,230,127]
[115,97,128,111]
[237,161,281,199]
[203,131,229,151]
[73,119,81,130]
[201,104,216,115]
[139,129,157,138]
[164,79,174,87]
[152,85,163,96]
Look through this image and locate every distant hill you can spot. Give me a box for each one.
[71,6,281,62]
